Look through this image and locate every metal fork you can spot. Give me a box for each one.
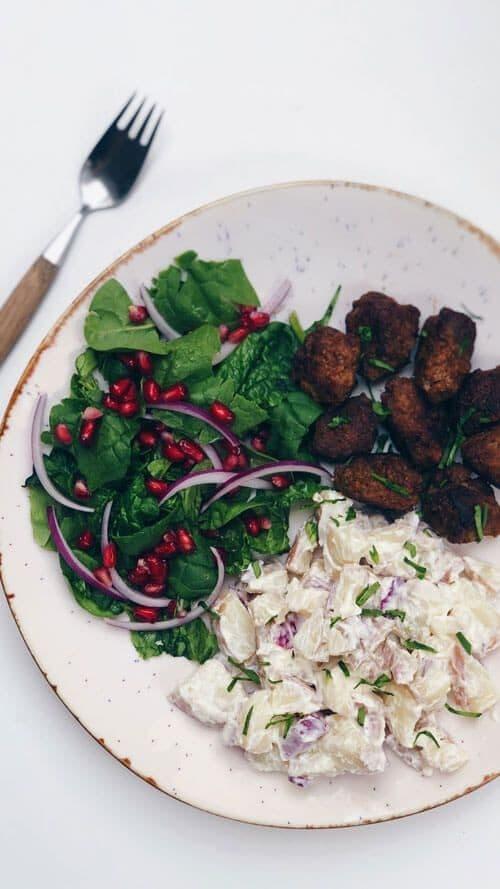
[0,95,163,363]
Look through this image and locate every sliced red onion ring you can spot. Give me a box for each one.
[262,279,292,316]
[150,401,240,449]
[32,395,94,513]
[101,501,172,607]
[201,461,331,513]
[139,285,179,340]
[105,547,225,631]
[281,713,328,759]
[201,442,222,470]
[47,506,124,599]
[158,468,271,506]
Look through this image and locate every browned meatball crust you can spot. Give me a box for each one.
[312,394,378,461]
[414,308,476,404]
[292,326,360,406]
[462,425,500,487]
[381,377,448,469]
[454,366,500,434]
[345,291,420,382]
[334,454,422,513]
[422,464,500,543]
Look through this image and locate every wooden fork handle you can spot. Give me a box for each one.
[0,256,58,363]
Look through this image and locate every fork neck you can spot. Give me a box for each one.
[42,207,89,267]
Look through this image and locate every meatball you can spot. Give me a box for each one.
[454,366,500,434]
[334,454,422,513]
[345,291,420,382]
[422,464,500,543]
[381,377,448,469]
[292,325,360,406]
[313,394,378,461]
[462,426,500,487]
[414,308,476,404]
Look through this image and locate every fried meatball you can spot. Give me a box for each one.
[454,366,500,434]
[313,394,378,461]
[292,326,360,406]
[381,377,448,469]
[414,308,476,404]
[462,425,500,487]
[422,464,500,543]
[345,291,420,382]
[334,454,422,513]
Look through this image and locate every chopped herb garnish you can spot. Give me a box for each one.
[267,677,283,684]
[289,310,305,343]
[458,336,471,356]
[358,325,373,343]
[330,516,340,527]
[456,631,472,655]
[445,703,482,718]
[252,560,262,579]
[265,712,297,737]
[402,639,437,653]
[404,540,417,558]
[367,357,394,372]
[372,401,391,418]
[328,415,350,429]
[479,415,491,424]
[403,556,426,579]
[329,497,347,504]
[371,472,410,496]
[439,407,476,468]
[420,329,428,339]
[474,503,488,542]
[357,705,367,726]
[374,433,389,453]
[242,705,254,736]
[305,519,319,544]
[384,608,406,621]
[361,607,384,618]
[460,303,483,321]
[355,673,391,691]
[265,615,277,625]
[323,668,332,680]
[227,657,261,692]
[319,285,341,326]
[414,730,440,748]
[338,660,350,677]
[199,600,220,619]
[369,545,380,564]
[330,615,341,628]
[356,581,381,607]
[345,505,356,522]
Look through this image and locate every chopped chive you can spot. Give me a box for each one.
[252,560,262,578]
[242,705,254,736]
[458,336,471,356]
[319,285,341,326]
[323,668,332,680]
[479,415,491,424]
[330,516,340,527]
[328,415,350,429]
[358,324,373,343]
[438,407,476,469]
[403,556,426,579]
[330,615,341,628]
[460,303,483,321]
[420,328,428,339]
[369,544,380,564]
[289,310,305,343]
[267,677,283,684]
[404,540,417,558]
[474,503,488,542]
[199,600,220,619]
[227,657,261,691]
[355,673,391,691]
[384,608,406,621]
[361,607,384,617]
[356,581,381,607]
[414,730,440,748]
[265,712,296,737]
[367,357,394,372]
[338,660,350,677]
[445,702,482,718]
[371,472,410,496]
[402,639,437,653]
[265,615,277,625]
[372,401,391,418]
[456,631,472,655]
[374,433,389,453]
[345,505,357,521]
[305,519,319,544]
[357,706,367,726]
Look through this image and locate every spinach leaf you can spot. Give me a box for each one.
[216,322,297,410]
[267,390,322,458]
[60,552,124,618]
[28,486,55,549]
[114,514,173,556]
[42,448,78,498]
[150,251,258,334]
[131,618,218,662]
[114,474,160,535]
[70,350,103,405]
[168,530,218,601]
[74,413,139,491]
[153,324,220,387]
[84,279,169,354]
[216,520,254,575]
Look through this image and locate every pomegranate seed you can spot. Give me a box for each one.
[259,516,272,531]
[236,451,248,469]
[239,303,254,316]
[202,528,220,538]
[133,606,159,622]
[219,324,229,342]
[250,435,266,452]
[128,304,149,324]
[118,353,137,369]
[82,406,103,421]
[136,351,154,376]
[163,530,178,546]
[93,566,112,587]
[153,421,166,433]
[137,429,157,448]
[222,453,240,471]
[227,325,249,344]
[102,543,117,569]
[244,515,261,537]
[183,458,195,471]
[160,382,188,402]
[160,429,174,444]
[102,393,121,412]
[143,582,165,596]
[163,441,185,462]
[144,555,168,582]
[110,378,136,402]
[248,310,270,331]
[165,600,177,618]
[178,438,205,463]
[54,423,72,446]
[76,529,94,550]
[79,418,98,447]
[118,400,139,417]
[143,378,161,404]
[74,479,90,499]
[154,541,176,559]
[145,478,169,499]
[128,566,150,587]
[177,528,196,554]
[209,401,235,424]
[271,474,290,490]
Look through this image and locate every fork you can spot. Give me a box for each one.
[0,95,163,364]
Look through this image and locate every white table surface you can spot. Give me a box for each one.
[1,1,499,885]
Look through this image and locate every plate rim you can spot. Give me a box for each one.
[1,179,499,829]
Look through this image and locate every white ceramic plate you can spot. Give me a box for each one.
[1,182,499,828]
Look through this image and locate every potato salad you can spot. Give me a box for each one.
[172,490,500,786]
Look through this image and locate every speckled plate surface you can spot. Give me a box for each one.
[1,182,499,828]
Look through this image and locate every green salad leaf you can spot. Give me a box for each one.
[60,552,124,618]
[84,279,170,354]
[131,617,218,662]
[27,485,55,549]
[153,324,221,387]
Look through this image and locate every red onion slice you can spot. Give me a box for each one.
[150,401,240,449]
[101,501,172,607]
[47,506,124,600]
[201,461,331,513]
[201,442,222,470]
[32,395,94,513]
[105,547,225,631]
[158,468,271,506]
[262,279,292,316]
[139,285,178,340]
[281,713,328,759]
